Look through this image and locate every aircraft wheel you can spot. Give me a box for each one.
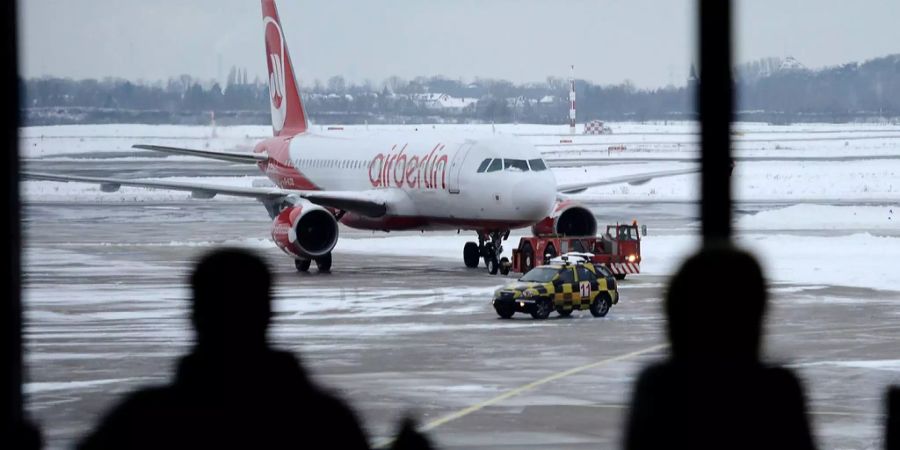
[499,257,510,275]
[488,257,499,275]
[315,253,332,273]
[463,242,480,268]
[294,259,311,272]
[482,242,495,268]
[521,243,535,272]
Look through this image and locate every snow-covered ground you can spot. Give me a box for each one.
[20,122,900,292]
[19,122,900,450]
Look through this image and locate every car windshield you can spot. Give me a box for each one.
[519,266,558,282]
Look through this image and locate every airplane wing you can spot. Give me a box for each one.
[23,172,388,217]
[132,145,268,164]
[555,167,699,194]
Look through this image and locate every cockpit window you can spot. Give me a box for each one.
[528,159,548,171]
[504,159,529,172]
[477,158,492,173]
[486,158,503,172]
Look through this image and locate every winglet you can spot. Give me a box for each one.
[261,0,309,136]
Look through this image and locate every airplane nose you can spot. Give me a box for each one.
[513,177,555,220]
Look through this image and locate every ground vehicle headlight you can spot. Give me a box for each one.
[627,254,637,263]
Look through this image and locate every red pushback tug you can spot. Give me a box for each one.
[510,221,645,280]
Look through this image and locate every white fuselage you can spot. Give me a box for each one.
[280,130,557,231]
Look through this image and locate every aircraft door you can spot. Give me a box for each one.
[448,142,474,194]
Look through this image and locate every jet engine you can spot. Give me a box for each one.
[531,200,597,237]
[271,200,339,259]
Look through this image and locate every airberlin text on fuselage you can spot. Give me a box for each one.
[368,144,449,190]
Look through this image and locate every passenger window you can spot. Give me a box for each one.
[558,268,575,284]
[528,159,547,171]
[477,158,492,173]
[504,159,529,172]
[577,266,597,282]
[486,158,503,172]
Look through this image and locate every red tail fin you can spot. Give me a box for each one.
[261,0,308,136]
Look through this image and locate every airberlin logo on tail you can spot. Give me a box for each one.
[369,144,449,190]
[264,16,287,133]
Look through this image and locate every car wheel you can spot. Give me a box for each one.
[530,299,552,320]
[590,294,612,317]
[495,305,514,319]
[294,259,311,272]
[556,307,573,317]
[499,257,510,275]
[614,274,626,280]
[463,242,480,268]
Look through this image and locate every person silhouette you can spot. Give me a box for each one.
[79,248,369,449]
[623,244,816,450]
[887,386,900,450]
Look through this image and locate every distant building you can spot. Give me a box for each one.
[414,93,478,114]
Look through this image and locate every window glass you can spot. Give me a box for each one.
[558,268,575,283]
[528,159,547,171]
[519,266,557,282]
[486,158,503,172]
[577,266,597,282]
[504,159,529,172]
[476,158,492,173]
[595,265,613,278]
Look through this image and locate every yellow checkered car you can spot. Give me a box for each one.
[492,257,619,320]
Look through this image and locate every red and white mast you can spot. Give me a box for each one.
[568,65,576,134]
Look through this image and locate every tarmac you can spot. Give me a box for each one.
[22,198,900,449]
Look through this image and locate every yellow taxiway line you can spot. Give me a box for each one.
[374,343,667,448]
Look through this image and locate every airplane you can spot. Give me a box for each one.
[25,0,696,275]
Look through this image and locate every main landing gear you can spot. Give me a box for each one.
[463,231,510,276]
[294,252,332,273]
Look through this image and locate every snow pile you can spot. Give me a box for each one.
[738,205,898,230]
[739,233,900,291]
[565,159,900,202]
[641,232,900,291]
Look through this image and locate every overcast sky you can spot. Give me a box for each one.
[19,0,900,89]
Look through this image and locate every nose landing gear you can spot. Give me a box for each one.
[463,231,510,275]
